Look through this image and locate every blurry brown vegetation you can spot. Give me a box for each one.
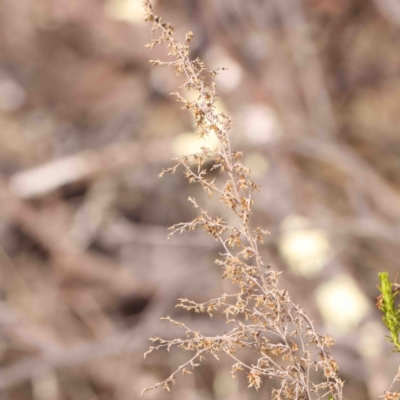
[0,0,399,399]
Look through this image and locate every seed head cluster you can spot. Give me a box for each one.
[141,1,344,399]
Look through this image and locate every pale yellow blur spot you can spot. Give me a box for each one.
[279,216,331,277]
[241,104,282,145]
[244,152,270,180]
[316,275,371,333]
[104,0,145,23]
[213,369,239,400]
[172,132,219,157]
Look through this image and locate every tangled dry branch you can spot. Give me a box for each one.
[141,1,344,399]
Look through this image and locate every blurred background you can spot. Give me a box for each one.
[0,0,399,399]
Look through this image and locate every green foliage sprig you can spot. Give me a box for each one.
[377,273,400,399]
[377,272,400,352]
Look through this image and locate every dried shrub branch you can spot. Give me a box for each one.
[141,1,343,399]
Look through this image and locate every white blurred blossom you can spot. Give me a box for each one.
[172,132,219,157]
[206,47,243,93]
[316,275,371,333]
[244,152,269,179]
[279,216,331,277]
[241,104,282,145]
[104,0,145,23]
